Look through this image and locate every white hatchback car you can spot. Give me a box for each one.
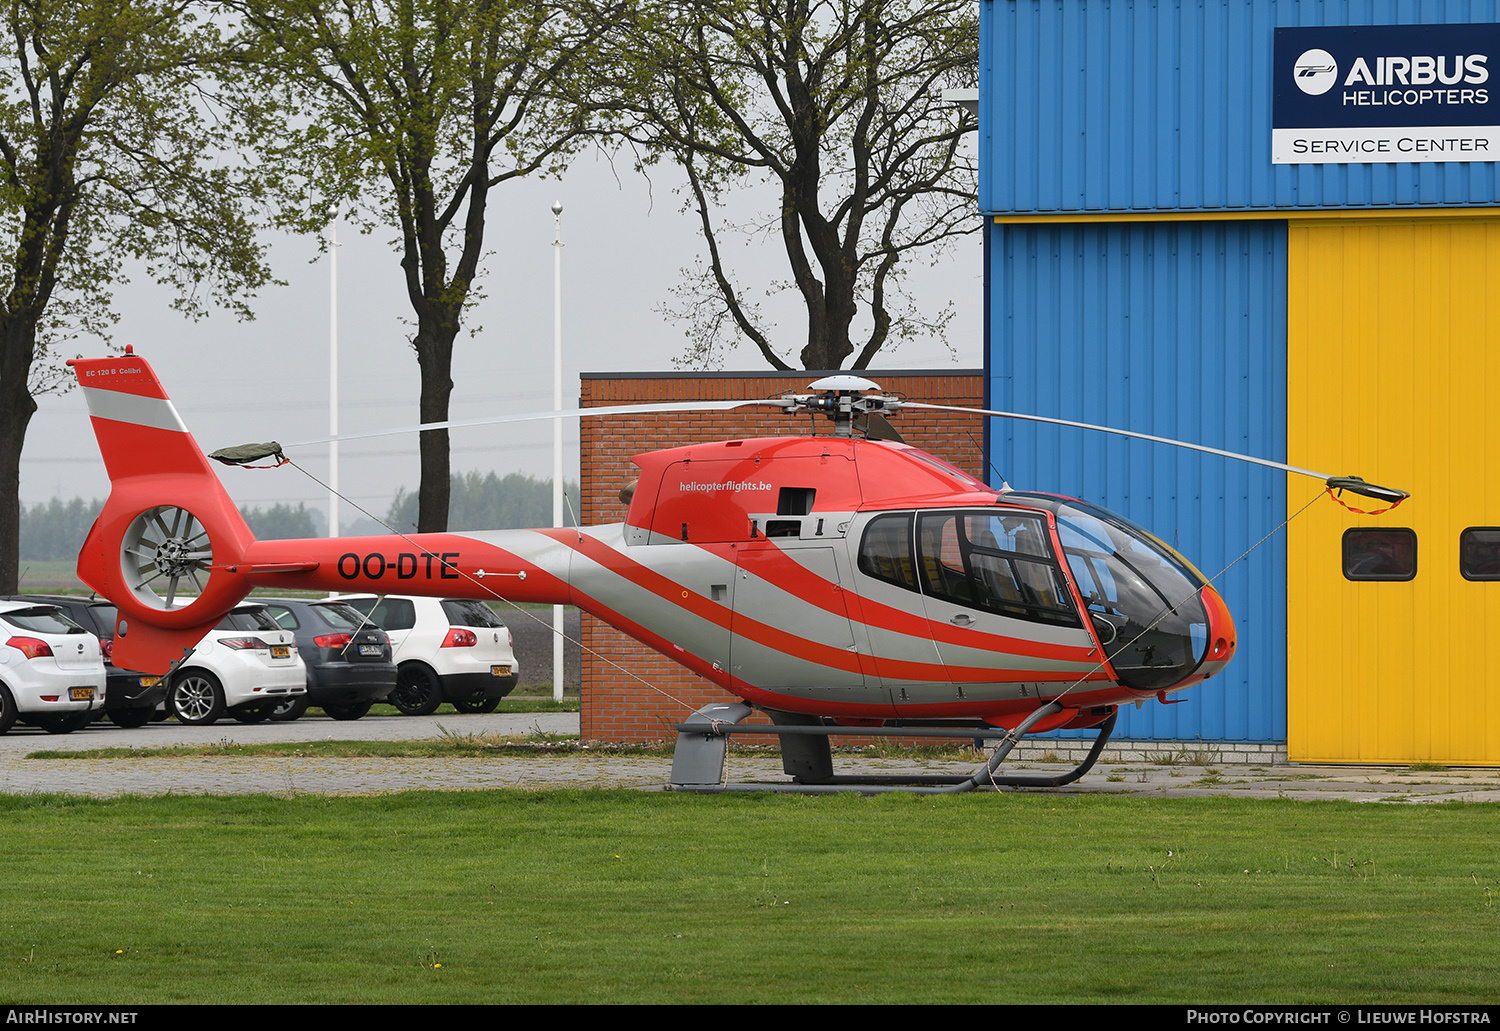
[335,596,519,715]
[0,600,107,734]
[167,603,307,725]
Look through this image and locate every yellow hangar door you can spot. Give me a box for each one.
[1288,216,1500,765]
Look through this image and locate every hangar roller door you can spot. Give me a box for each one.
[991,220,1286,743]
[1287,217,1500,765]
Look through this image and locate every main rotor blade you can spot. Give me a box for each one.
[902,402,1334,479]
[282,399,785,449]
[903,402,1409,502]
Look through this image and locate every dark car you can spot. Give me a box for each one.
[258,598,397,721]
[3,594,165,727]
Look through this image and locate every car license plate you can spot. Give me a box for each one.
[140,676,161,687]
[69,687,95,701]
[491,665,511,676]
[271,646,291,659]
[358,644,382,656]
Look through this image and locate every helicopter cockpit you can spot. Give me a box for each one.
[1006,493,1216,692]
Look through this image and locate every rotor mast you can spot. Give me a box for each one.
[786,375,884,437]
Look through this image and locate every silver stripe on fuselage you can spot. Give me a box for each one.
[450,527,577,585]
[561,532,883,694]
[81,387,188,433]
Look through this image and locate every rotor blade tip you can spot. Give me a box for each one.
[1325,475,1410,503]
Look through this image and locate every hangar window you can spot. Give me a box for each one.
[1343,529,1417,582]
[1459,528,1500,581]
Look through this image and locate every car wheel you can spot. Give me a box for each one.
[170,672,225,726]
[390,664,442,716]
[108,707,154,729]
[323,701,372,721]
[269,696,310,722]
[452,697,500,714]
[230,703,275,724]
[0,684,18,735]
[37,710,94,734]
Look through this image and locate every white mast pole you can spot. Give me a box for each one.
[329,218,339,547]
[552,201,564,704]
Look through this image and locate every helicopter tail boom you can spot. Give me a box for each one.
[232,529,576,606]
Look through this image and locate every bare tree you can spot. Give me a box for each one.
[612,0,978,371]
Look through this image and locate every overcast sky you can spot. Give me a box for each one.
[21,151,983,532]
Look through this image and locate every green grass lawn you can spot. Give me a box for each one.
[0,791,1495,1004]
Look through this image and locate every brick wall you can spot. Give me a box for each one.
[578,370,984,743]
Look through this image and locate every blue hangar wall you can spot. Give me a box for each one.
[979,0,1500,743]
[990,222,1287,741]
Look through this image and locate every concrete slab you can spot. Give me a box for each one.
[1,712,1496,801]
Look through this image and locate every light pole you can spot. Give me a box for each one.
[552,200,565,703]
[328,217,339,547]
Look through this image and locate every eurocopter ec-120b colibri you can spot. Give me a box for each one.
[67,350,1407,793]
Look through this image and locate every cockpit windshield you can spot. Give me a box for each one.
[1006,494,1210,691]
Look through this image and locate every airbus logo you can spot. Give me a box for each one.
[1295,48,1339,95]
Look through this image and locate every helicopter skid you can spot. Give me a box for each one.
[668,701,1118,795]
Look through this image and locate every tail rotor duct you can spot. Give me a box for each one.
[120,506,214,610]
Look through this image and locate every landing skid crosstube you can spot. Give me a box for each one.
[668,702,1118,795]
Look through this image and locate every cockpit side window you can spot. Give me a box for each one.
[916,512,1081,627]
[857,513,918,592]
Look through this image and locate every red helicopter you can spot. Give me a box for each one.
[66,350,1406,793]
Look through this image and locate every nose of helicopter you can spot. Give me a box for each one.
[1195,583,1236,678]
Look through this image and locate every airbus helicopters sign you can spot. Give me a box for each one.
[1273,24,1500,164]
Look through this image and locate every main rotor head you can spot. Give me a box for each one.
[778,375,906,438]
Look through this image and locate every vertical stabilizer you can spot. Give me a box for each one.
[67,349,256,672]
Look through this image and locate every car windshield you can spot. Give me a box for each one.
[311,603,376,631]
[1,606,85,635]
[90,604,118,639]
[215,608,283,633]
[441,599,505,628]
[340,597,417,631]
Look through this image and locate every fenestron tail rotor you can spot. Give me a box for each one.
[120,506,215,610]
